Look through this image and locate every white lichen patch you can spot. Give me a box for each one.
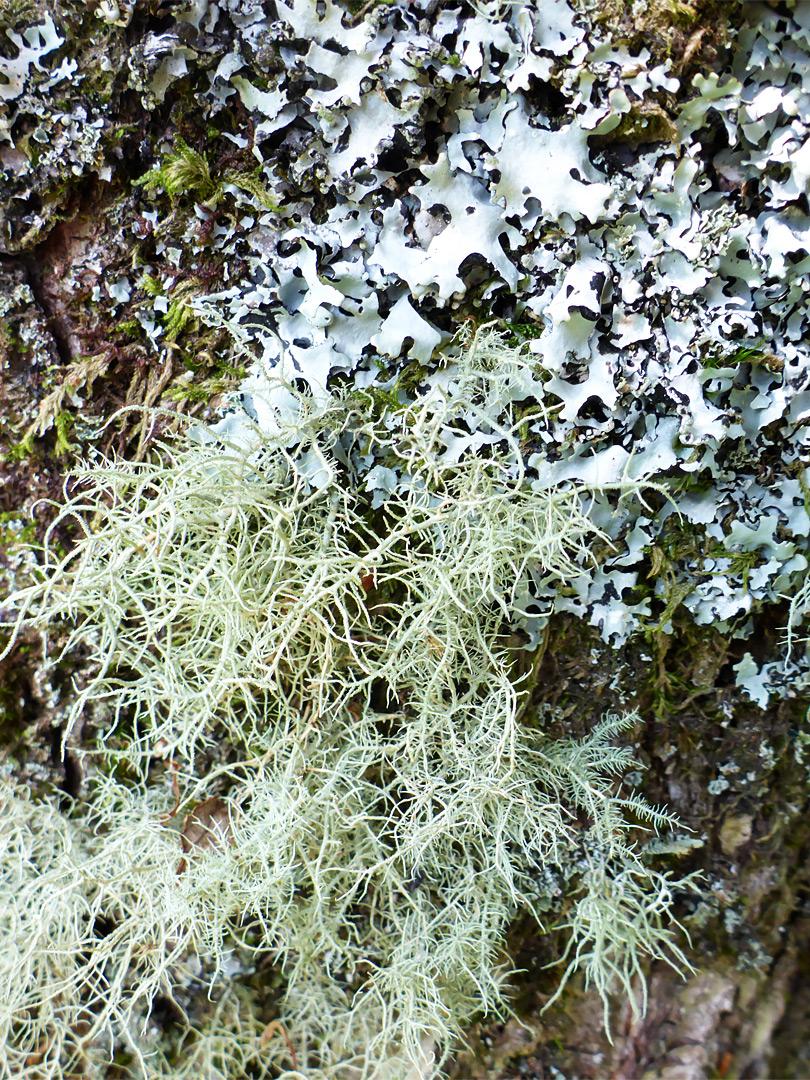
[143,0,810,706]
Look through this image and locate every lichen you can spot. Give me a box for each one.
[3,0,810,1073]
[0,329,695,1078]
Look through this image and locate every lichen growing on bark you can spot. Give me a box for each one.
[1,330,695,1077]
[2,0,810,1076]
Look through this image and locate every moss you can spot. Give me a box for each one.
[502,319,544,348]
[225,168,282,212]
[135,139,283,219]
[52,409,77,456]
[0,0,40,29]
[590,0,737,76]
[700,340,784,372]
[134,138,218,205]
[117,317,145,339]
[163,291,199,343]
[592,102,680,149]
[163,356,247,406]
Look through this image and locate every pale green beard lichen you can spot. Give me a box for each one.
[0,329,694,1078]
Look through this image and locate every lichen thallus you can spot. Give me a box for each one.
[0,327,696,1078]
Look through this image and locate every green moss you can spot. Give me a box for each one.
[53,410,78,457]
[117,318,144,339]
[594,102,679,148]
[700,340,782,372]
[134,140,282,218]
[0,512,36,547]
[164,357,247,405]
[503,320,544,348]
[164,293,198,342]
[6,430,36,461]
[225,168,282,212]
[140,274,164,298]
[0,0,41,29]
[134,138,218,205]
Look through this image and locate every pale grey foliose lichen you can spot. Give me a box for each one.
[123,0,810,707]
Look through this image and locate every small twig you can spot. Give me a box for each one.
[259,1020,299,1069]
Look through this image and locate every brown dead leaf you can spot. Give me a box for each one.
[177,796,234,874]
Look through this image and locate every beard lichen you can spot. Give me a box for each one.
[0,328,695,1078]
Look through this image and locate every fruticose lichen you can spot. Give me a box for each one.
[0,328,694,1078]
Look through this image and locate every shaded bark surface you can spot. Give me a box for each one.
[448,616,810,1080]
